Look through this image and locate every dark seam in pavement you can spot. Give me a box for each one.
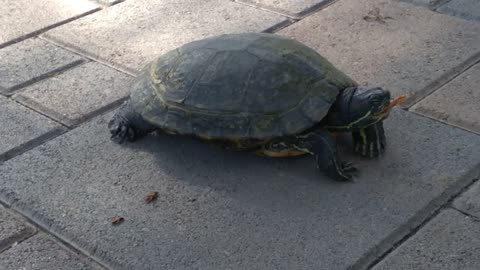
[0,200,109,270]
[262,19,297,33]
[233,0,339,19]
[402,51,480,109]
[349,168,480,270]
[0,8,102,50]
[0,204,37,253]
[409,110,480,136]
[432,0,454,10]
[0,128,67,164]
[451,207,480,222]
[2,60,87,96]
[39,35,139,77]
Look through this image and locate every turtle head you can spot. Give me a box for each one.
[325,87,406,131]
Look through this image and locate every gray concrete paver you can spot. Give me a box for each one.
[278,0,480,99]
[0,233,102,270]
[0,109,479,270]
[14,62,133,127]
[42,0,287,73]
[437,0,480,21]
[411,63,480,134]
[0,204,36,252]
[454,181,480,219]
[373,209,480,270]
[0,38,84,93]
[237,0,329,17]
[0,96,62,161]
[0,0,98,46]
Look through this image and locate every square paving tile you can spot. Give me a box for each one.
[0,96,63,162]
[0,0,99,46]
[43,0,287,74]
[0,109,479,270]
[14,62,133,127]
[279,0,480,100]
[411,63,480,134]
[0,38,84,94]
[373,209,480,270]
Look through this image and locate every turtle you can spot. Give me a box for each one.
[108,32,406,181]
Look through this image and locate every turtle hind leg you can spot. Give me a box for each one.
[108,100,156,144]
[263,131,357,181]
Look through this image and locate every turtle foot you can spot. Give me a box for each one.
[108,113,137,144]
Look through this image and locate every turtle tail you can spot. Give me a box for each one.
[108,99,156,144]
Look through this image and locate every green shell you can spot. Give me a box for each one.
[130,33,357,139]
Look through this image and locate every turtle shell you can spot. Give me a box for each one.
[130,33,357,139]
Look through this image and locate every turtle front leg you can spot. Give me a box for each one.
[108,99,156,144]
[352,121,386,158]
[262,130,357,181]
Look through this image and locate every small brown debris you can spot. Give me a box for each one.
[144,191,159,203]
[111,216,124,225]
[363,7,393,24]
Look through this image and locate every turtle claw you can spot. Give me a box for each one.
[330,160,358,182]
[108,115,136,144]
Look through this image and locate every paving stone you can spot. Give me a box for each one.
[43,0,287,73]
[373,209,480,270]
[0,233,101,270]
[1,108,480,270]
[437,0,480,21]
[0,0,99,46]
[411,63,480,134]
[399,0,438,8]
[279,0,480,100]
[14,62,133,127]
[0,96,63,162]
[0,204,36,252]
[237,0,330,18]
[0,38,84,93]
[453,181,480,219]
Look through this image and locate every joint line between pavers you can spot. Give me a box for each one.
[0,8,102,50]
[402,51,480,109]
[409,109,480,136]
[349,166,480,270]
[0,199,111,270]
[432,0,454,10]
[234,0,339,19]
[0,128,67,164]
[39,36,138,77]
[11,98,70,128]
[3,60,87,96]
[451,207,480,222]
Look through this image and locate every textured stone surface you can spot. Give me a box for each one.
[0,0,98,45]
[373,209,480,270]
[0,204,35,252]
[237,0,329,17]
[454,181,480,219]
[437,0,480,21]
[14,62,133,126]
[279,0,480,99]
[0,38,83,93]
[43,0,287,73]
[0,109,479,270]
[0,233,101,270]
[411,63,480,134]
[0,96,61,160]
[399,0,438,7]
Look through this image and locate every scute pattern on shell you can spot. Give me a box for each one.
[130,33,357,139]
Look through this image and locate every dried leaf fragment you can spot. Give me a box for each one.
[144,191,159,203]
[111,216,124,225]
